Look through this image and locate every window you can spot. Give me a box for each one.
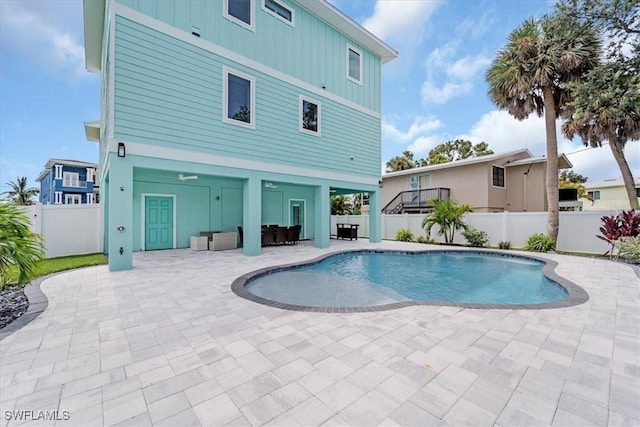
[492,166,505,188]
[299,96,321,136]
[346,45,362,84]
[636,188,640,198]
[262,0,294,25]
[588,190,601,200]
[65,194,81,205]
[63,172,80,187]
[223,68,255,129]
[224,0,254,30]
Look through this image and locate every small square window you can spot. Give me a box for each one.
[635,188,640,198]
[299,96,321,136]
[492,166,505,188]
[223,67,255,129]
[588,190,601,200]
[262,0,294,25]
[224,0,254,30]
[347,44,362,84]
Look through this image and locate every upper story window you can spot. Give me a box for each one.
[224,0,254,31]
[588,190,601,200]
[223,67,255,129]
[635,188,640,197]
[492,166,505,188]
[63,172,80,187]
[262,0,294,25]
[299,95,321,136]
[347,44,362,84]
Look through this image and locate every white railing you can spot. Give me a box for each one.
[333,211,617,254]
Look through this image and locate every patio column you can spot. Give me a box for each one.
[369,189,381,243]
[314,184,330,248]
[107,154,133,271]
[243,177,262,256]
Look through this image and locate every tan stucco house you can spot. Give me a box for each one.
[379,149,572,213]
[581,178,640,211]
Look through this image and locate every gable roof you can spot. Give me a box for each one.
[383,149,533,179]
[83,0,398,73]
[505,153,572,170]
[584,178,640,189]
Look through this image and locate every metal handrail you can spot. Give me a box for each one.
[382,188,450,214]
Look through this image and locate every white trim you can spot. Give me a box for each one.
[110,3,381,119]
[54,191,63,205]
[346,44,362,85]
[141,193,177,251]
[288,198,306,239]
[86,168,94,182]
[117,140,378,186]
[491,165,506,189]
[87,193,94,204]
[108,5,115,143]
[261,0,295,27]
[222,66,256,129]
[223,0,255,32]
[299,95,321,137]
[63,172,81,187]
[55,164,63,180]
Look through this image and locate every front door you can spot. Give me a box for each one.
[289,200,305,239]
[145,196,174,250]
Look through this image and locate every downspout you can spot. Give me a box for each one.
[523,163,532,212]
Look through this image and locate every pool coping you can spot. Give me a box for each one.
[231,249,590,312]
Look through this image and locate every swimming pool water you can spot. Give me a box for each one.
[245,251,568,307]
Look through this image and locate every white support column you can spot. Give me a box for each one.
[86,168,94,182]
[54,191,62,204]
[87,193,93,204]
[54,165,63,180]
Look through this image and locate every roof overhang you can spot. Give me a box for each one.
[294,0,397,64]
[83,0,106,73]
[505,153,573,170]
[84,120,101,142]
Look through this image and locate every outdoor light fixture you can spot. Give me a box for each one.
[379,180,383,188]
[117,142,126,157]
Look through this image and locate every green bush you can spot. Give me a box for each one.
[416,235,435,244]
[498,241,512,250]
[525,233,555,252]
[462,227,489,247]
[395,228,414,242]
[616,236,640,262]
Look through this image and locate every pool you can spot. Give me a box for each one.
[231,250,589,311]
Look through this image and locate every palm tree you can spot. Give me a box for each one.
[0,202,44,287]
[422,199,473,244]
[485,16,599,244]
[331,195,352,215]
[3,177,39,206]
[385,150,417,172]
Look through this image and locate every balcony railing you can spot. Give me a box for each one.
[382,188,450,214]
[61,180,88,189]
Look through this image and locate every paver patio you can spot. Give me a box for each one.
[1,240,638,426]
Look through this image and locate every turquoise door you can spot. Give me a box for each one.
[289,200,305,239]
[145,196,174,250]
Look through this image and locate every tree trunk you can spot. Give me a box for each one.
[542,86,560,244]
[608,133,639,210]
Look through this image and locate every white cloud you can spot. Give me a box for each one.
[382,116,442,142]
[0,0,86,78]
[447,55,491,80]
[421,81,472,104]
[407,135,445,155]
[362,0,441,44]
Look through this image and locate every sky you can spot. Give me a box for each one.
[1,0,638,196]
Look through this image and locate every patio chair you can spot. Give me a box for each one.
[275,226,287,245]
[287,225,301,245]
[261,226,275,247]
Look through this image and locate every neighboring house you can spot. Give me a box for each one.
[581,178,640,211]
[83,0,397,270]
[379,149,573,213]
[35,159,99,205]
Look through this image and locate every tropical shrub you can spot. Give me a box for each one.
[0,202,44,287]
[525,233,556,252]
[422,199,473,244]
[416,235,435,244]
[395,228,414,242]
[463,228,489,247]
[597,210,640,256]
[498,241,512,250]
[616,237,640,262]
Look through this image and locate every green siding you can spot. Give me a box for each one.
[113,16,381,178]
[116,0,380,111]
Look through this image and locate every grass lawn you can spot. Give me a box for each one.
[2,253,107,290]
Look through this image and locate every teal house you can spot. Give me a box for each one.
[82,0,397,271]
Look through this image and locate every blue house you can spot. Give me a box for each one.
[35,159,99,205]
[82,0,397,271]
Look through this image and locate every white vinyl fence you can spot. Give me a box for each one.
[332,211,617,254]
[20,204,104,258]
